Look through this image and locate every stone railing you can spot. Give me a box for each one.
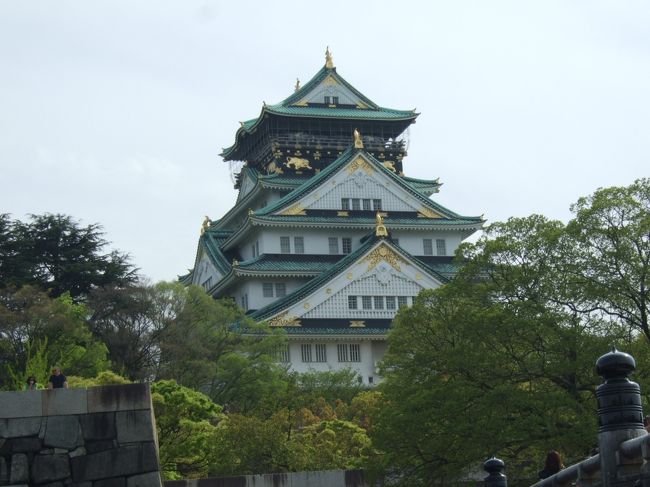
[0,383,162,486]
[482,349,649,487]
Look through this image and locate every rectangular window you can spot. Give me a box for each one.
[352,198,361,210]
[294,236,304,254]
[263,283,274,298]
[386,296,396,310]
[301,344,313,363]
[329,237,339,254]
[374,296,384,309]
[362,199,371,210]
[342,237,352,254]
[275,283,286,298]
[337,344,349,362]
[341,198,350,210]
[436,238,446,256]
[241,294,248,311]
[324,96,331,104]
[350,344,361,362]
[315,344,327,362]
[251,244,256,258]
[397,296,408,308]
[255,241,259,257]
[423,238,433,256]
[280,236,291,254]
[348,296,358,310]
[274,345,290,363]
[373,199,382,211]
[362,296,372,310]
[332,96,339,104]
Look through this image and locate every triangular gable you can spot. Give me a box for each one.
[191,246,223,288]
[252,239,446,327]
[236,167,259,203]
[280,66,379,110]
[258,149,465,220]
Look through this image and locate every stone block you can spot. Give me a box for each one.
[80,412,116,440]
[0,390,42,419]
[10,453,29,483]
[94,477,126,487]
[71,442,158,482]
[87,384,151,414]
[44,416,83,449]
[43,388,88,416]
[11,437,43,452]
[0,417,42,438]
[0,456,7,483]
[69,446,87,457]
[86,439,115,454]
[31,453,71,484]
[116,411,154,444]
[127,471,161,487]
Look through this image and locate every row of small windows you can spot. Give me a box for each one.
[280,236,352,255]
[263,282,287,298]
[348,295,412,310]
[423,238,447,256]
[300,343,361,363]
[324,96,339,105]
[341,198,382,211]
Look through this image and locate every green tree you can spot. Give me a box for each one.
[0,213,137,299]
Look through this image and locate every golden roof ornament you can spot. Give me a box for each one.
[325,46,334,69]
[232,258,239,267]
[295,78,300,92]
[375,212,388,237]
[200,216,211,235]
[353,128,364,149]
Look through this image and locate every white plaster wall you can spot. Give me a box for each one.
[255,228,361,255]
[391,231,464,256]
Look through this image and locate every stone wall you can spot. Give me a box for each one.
[164,469,366,487]
[0,384,162,487]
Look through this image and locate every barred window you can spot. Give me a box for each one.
[386,296,396,310]
[352,198,361,210]
[274,345,290,363]
[362,296,372,310]
[294,237,304,254]
[329,237,339,254]
[337,344,349,362]
[315,344,327,362]
[348,296,358,310]
[423,239,433,256]
[275,283,286,298]
[280,236,291,254]
[362,199,371,210]
[341,198,350,210]
[436,238,446,256]
[324,96,331,104]
[398,296,408,308]
[342,237,352,254]
[332,96,339,104]
[263,283,274,298]
[373,199,382,211]
[374,296,384,309]
[301,344,313,363]
[350,344,361,362]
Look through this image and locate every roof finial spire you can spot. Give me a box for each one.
[325,46,334,69]
[295,78,300,92]
[375,213,388,237]
[353,128,364,149]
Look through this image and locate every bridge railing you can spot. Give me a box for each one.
[483,349,649,487]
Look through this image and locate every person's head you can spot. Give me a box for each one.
[544,451,564,472]
[52,367,61,376]
[26,376,36,384]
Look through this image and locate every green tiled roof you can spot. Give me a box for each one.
[237,254,341,274]
[252,214,483,228]
[264,105,415,120]
[282,327,389,336]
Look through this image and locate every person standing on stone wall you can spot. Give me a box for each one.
[47,367,68,389]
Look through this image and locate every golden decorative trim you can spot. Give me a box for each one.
[268,312,302,327]
[303,303,310,309]
[382,161,396,172]
[232,258,239,267]
[280,204,307,216]
[293,100,308,107]
[346,272,353,280]
[350,320,366,328]
[346,156,374,175]
[356,101,369,109]
[417,207,443,219]
[284,157,312,170]
[416,273,423,281]
[200,215,211,235]
[325,46,334,69]
[337,211,349,217]
[353,129,364,149]
[375,213,388,237]
[365,244,403,272]
[326,288,332,294]
[323,75,339,86]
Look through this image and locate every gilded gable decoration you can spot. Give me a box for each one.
[280,203,307,216]
[365,244,403,272]
[346,156,374,175]
[268,312,302,327]
[417,206,444,219]
[350,321,366,328]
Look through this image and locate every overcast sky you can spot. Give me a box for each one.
[1,1,648,282]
